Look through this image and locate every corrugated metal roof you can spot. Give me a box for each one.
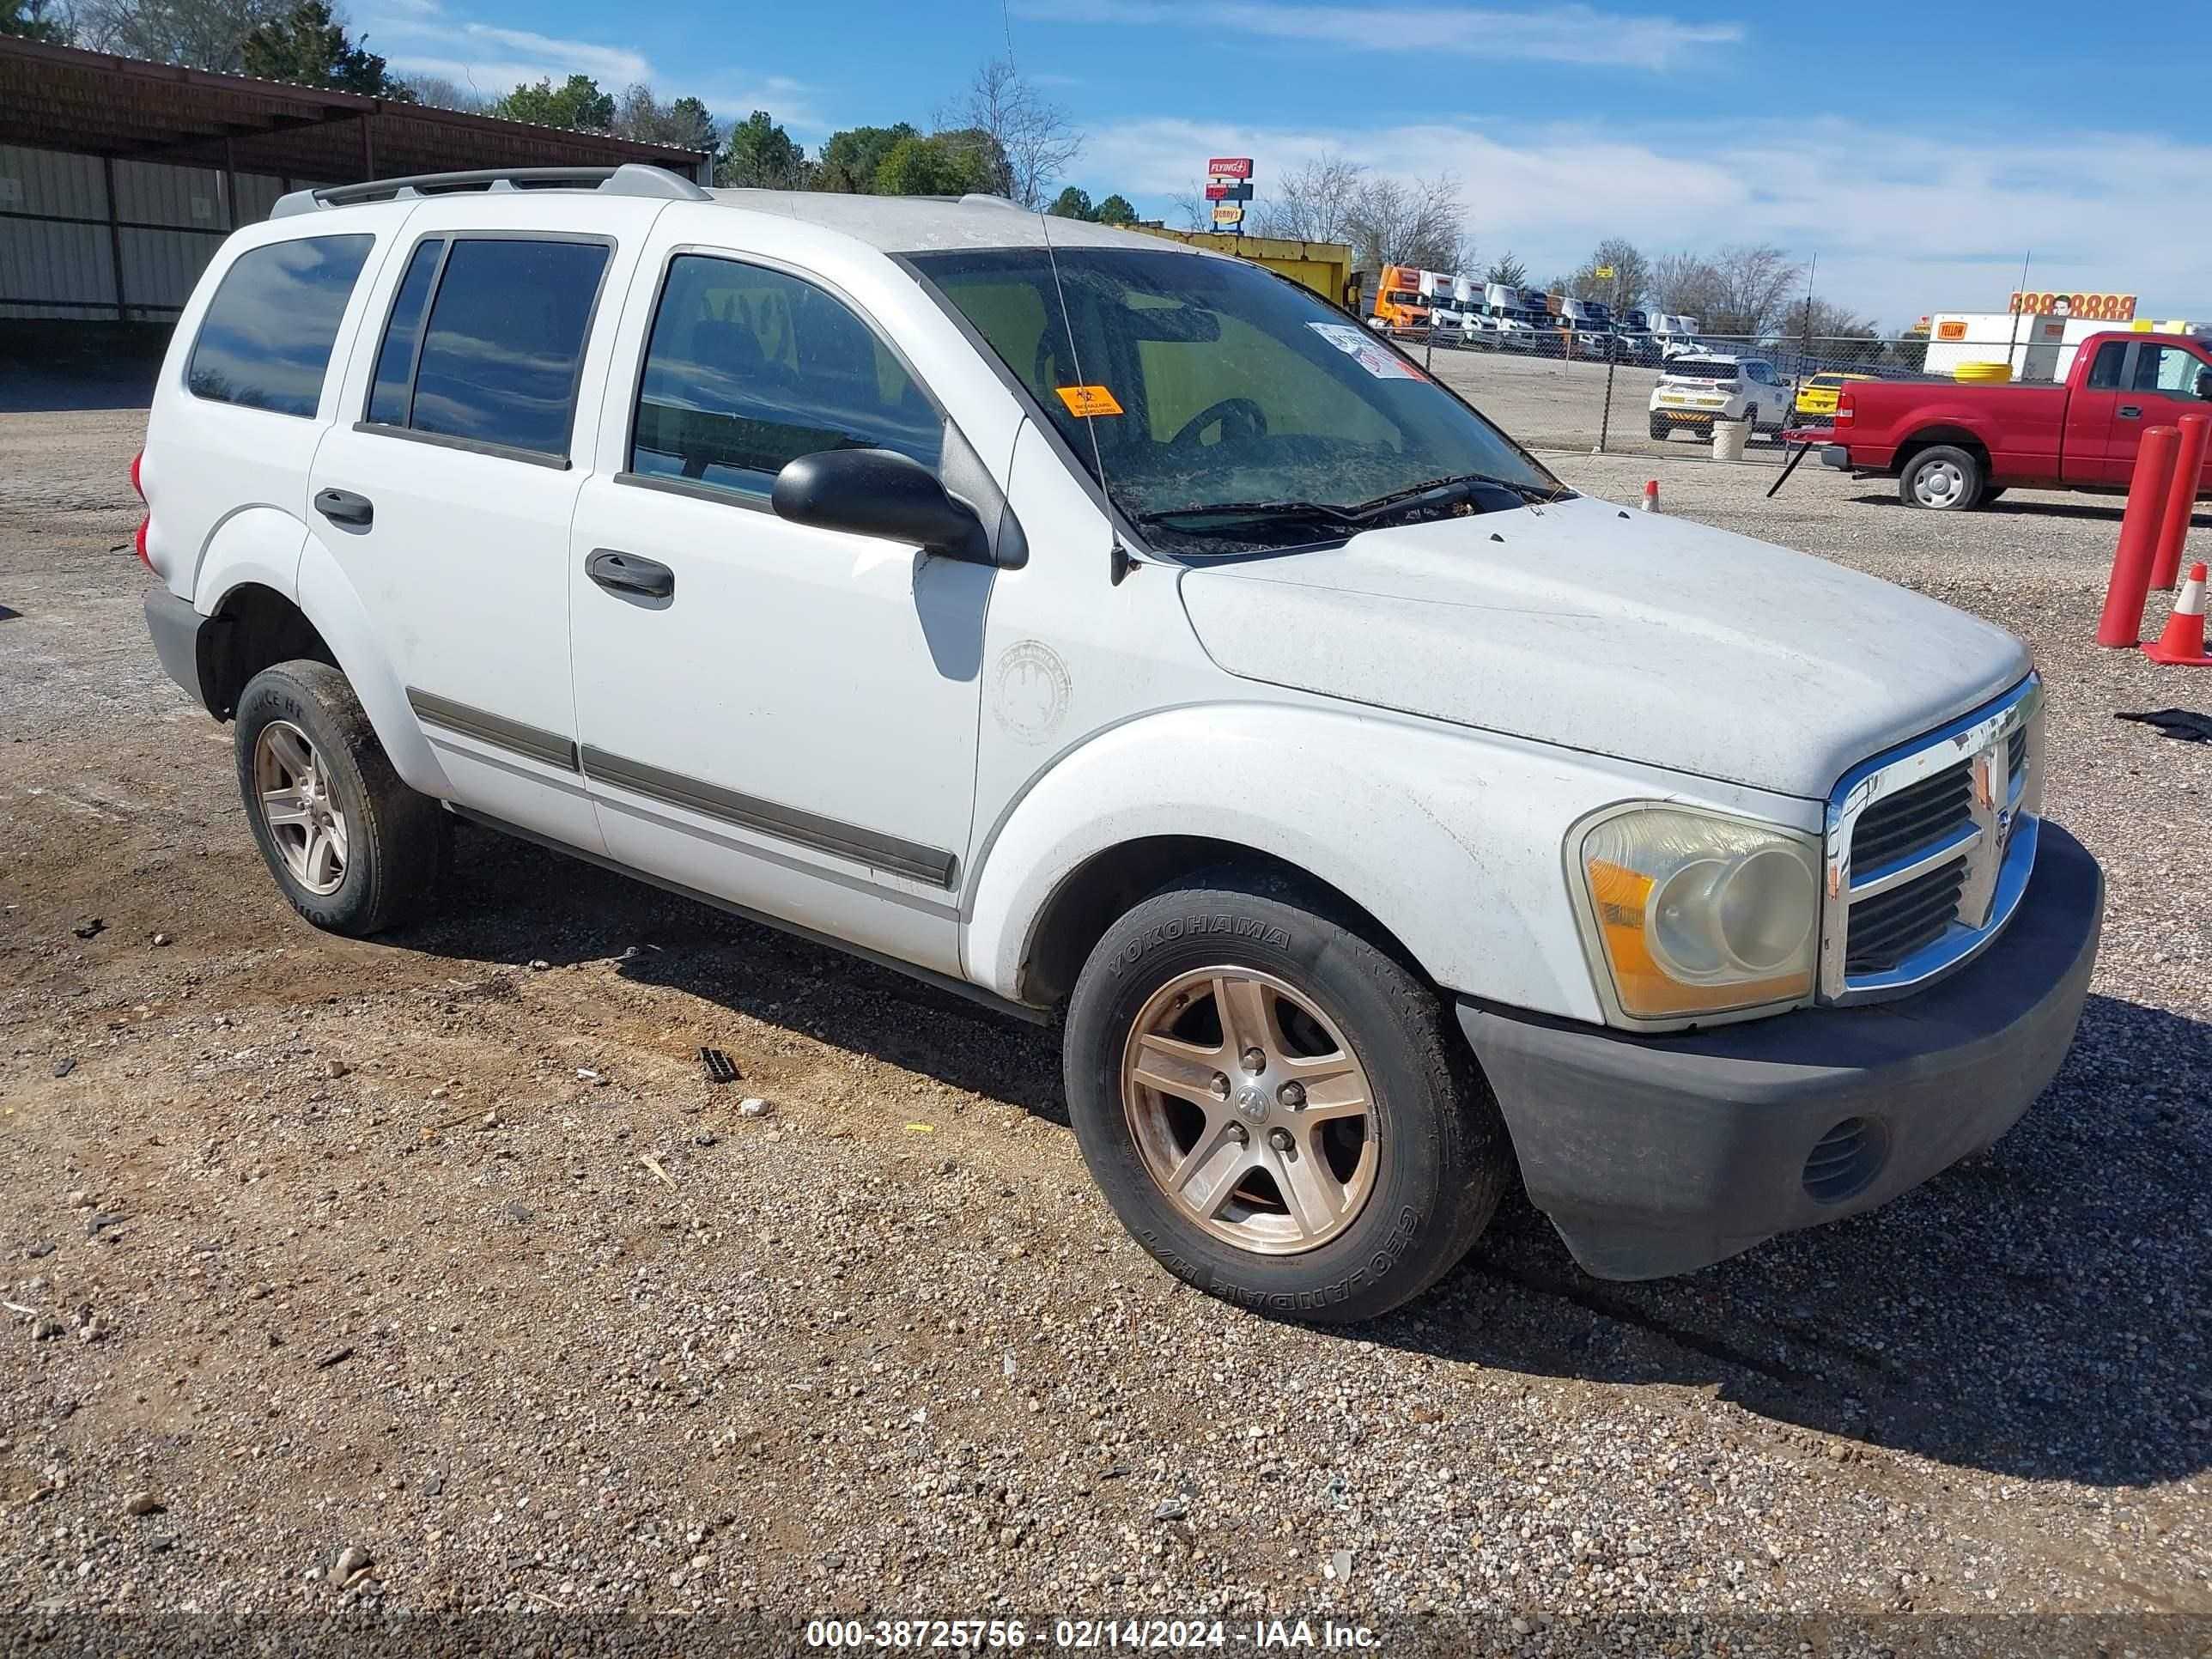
[0,36,708,184]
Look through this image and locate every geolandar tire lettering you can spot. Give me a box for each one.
[234,659,448,939]
[1064,871,1511,1323]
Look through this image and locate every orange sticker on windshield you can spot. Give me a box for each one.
[1055,384,1123,417]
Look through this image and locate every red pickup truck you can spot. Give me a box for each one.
[1818,331,2212,509]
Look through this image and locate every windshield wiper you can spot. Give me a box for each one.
[1134,499,1362,531]
[1347,471,1566,520]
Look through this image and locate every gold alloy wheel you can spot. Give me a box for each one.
[1121,967,1379,1255]
[252,719,350,896]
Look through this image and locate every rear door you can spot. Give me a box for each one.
[309,192,664,852]
[2063,338,2131,482]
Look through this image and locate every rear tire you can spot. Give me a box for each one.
[234,659,448,938]
[1063,872,1512,1322]
[1899,444,1984,510]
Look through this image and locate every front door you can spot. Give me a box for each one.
[566,247,991,975]
[2112,341,2212,490]
[2058,338,2129,483]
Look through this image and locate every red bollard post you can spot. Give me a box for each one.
[2148,411,2209,592]
[2097,426,2182,647]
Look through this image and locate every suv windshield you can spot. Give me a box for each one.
[909,246,1559,550]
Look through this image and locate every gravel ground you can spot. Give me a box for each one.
[2,406,2209,1654]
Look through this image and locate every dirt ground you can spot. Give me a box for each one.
[2,406,2209,1650]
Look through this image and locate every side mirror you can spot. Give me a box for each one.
[771,448,995,566]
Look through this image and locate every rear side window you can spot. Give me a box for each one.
[629,254,942,498]
[365,237,611,459]
[187,234,373,417]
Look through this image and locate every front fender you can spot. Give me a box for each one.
[962,702,1624,1024]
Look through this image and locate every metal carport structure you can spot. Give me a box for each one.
[1,35,710,332]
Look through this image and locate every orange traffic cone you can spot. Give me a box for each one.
[1642,479,1659,513]
[2142,562,2212,665]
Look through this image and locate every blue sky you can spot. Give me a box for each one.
[358,0,2212,329]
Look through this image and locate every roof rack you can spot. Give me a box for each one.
[270,162,709,218]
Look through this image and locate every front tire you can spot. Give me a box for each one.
[234,659,448,937]
[1649,414,1670,440]
[1064,873,1511,1322]
[1899,444,1984,510]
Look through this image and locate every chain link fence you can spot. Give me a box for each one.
[1395,325,1942,465]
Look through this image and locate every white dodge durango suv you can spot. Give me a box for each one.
[140,165,2102,1320]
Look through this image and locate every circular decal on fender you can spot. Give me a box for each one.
[992,641,1071,744]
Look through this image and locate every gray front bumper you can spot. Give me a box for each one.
[1460,822,2103,1280]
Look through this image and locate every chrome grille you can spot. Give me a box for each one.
[1844,855,1968,974]
[1821,676,2044,1002]
[1850,762,1972,872]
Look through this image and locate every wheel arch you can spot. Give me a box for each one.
[200,538,453,799]
[1015,835,1421,1010]
[961,704,1608,1024]
[1894,425,1991,476]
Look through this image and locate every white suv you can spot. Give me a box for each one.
[140,166,2102,1319]
[1650,355,1794,439]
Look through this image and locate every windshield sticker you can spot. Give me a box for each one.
[1054,384,1124,417]
[1306,322,1424,380]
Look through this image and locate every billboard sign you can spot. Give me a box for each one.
[1204,182,1252,202]
[1206,156,1254,179]
[1212,203,1245,228]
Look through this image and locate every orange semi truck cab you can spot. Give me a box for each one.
[1370,265,1431,334]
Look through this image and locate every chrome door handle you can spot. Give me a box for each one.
[2118,405,2142,420]
[586,549,674,600]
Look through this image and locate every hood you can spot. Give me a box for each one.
[1176,494,2029,799]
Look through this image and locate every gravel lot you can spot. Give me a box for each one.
[2,404,2209,1652]
[1417,340,1795,463]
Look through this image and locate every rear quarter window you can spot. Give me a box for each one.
[187,234,374,417]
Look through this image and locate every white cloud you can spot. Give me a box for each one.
[374,17,652,87]
[691,76,824,135]
[1086,114,2212,327]
[1017,0,1742,71]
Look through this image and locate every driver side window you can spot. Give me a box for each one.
[629,254,943,500]
[2136,343,2212,401]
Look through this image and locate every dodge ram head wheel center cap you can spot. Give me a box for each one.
[1121,968,1378,1255]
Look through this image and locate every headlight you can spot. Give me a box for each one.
[1571,805,1820,1024]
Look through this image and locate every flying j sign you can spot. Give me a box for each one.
[1206,156,1254,179]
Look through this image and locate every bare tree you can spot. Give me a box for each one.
[401,73,490,112]
[1164,185,1211,231]
[76,0,286,71]
[1249,153,1368,245]
[1565,237,1651,308]
[1649,250,1720,319]
[1344,173,1468,273]
[946,57,1082,210]
[1704,244,1802,337]
[1784,295,1875,340]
